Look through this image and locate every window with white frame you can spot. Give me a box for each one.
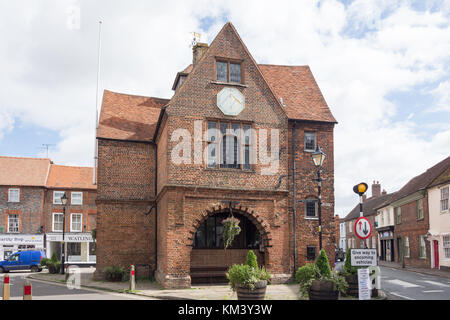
[417,198,423,220]
[304,132,316,152]
[71,213,82,232]
[372,237,376,249]
[404,237,410,257]
[8,214,19,233]
[443,235,450,259]
[349,221,352,233]
[71,192,83,205]
[419,235,426,258]
[305,199,318,218]
[52,213,64,232]
[441,187,449,212]
[53,191,65,204]
[8,188,20,202]
[348,239,352,249]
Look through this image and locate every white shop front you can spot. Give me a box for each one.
[46,233,96,265]
[0,234,44,260]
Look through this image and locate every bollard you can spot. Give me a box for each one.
[23,280,32,300]
[2,275,10,300]
[130,265,136,291]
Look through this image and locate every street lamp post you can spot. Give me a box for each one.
[312,145,326,251]
[60,193,68,274]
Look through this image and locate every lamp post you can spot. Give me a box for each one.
[60,192,68,274]
[312,145,326,251]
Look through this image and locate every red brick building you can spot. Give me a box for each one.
[95,22,337,288]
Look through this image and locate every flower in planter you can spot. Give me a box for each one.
[222,216,241,249]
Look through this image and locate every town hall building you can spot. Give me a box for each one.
[95,22,337,288]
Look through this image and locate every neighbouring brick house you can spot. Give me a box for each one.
[44,165,97,265]
[0,157,50,259]
[343,181,392,251]
[0,156,97,263]
[95,22,337,288]
[388,156,450,268]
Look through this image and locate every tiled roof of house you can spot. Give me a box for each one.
[97,90,170,142]
[0,156,51,187]
[389,156,450,203]
[343,192,394,222]
[46,164,96,190]
[258,64,337,123]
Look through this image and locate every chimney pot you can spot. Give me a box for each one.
[193,42,209,66]
[372,181,381,198]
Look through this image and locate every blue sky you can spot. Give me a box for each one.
[0,0,449,215]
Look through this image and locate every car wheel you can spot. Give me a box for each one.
[31,265,39,272]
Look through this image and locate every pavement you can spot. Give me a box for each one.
[379,260,450,279]
[26,267,385,300]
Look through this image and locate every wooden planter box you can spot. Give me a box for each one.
[236,280,267,300]
[345,274,359,297]
[309,279,339,300]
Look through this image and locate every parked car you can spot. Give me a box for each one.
[335,248,345,262]
[0,250,46,273]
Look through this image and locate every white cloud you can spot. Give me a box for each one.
[0,0,449,216]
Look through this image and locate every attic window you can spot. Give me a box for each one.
[216,60,242,83]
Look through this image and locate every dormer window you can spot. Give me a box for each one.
[216,60,242,83]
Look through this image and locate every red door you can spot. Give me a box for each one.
[433,240,439,269]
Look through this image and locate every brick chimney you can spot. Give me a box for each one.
[382,189,387,195]
[193,42,209,66]
[372,180,381,198]
[362,194,367,202]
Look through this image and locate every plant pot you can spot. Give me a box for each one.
[48,264,61,274]
[309,279,339,300]
[345,274,359,297]
[106,273,123,282]
[236,280,267,300]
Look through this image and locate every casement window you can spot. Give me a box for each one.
[304,132,317,152]
[348,221,352,233]
[443,235,450,259]
[404,237,410,257]
[52,213,64,232]
[207,121,251,170]
[372,237,376,249]
[441,186,449,212]
[419,235,427,258]
[8,188,20,202]
[71,192,83,205]
[396,207,402,224]
[348,239,352,249]
[305,199,318,218]
[417,199,423,220]
[216,60,242,83]
[7,214,19,233]
[70,213,82,232]
[53,191,65,204]
[306,246,316,261]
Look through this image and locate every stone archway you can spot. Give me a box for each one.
[188,205,272,284]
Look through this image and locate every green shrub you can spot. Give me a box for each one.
[226,264,270,291]
[104,266,126,282]
[50,253,59,263]
[342,249,359,275]
[295,263,320,298]
[40,257,50,267]
[246,250,258,269]
[316,249,332,278]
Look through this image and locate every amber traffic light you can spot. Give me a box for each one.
[353,182,368,196]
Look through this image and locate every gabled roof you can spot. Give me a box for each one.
[259,64,337,123]
[97,90,170,142]
[343,192,394,222]
[0,156,51,187]
[46,165,96,190]
[389,156,450,203]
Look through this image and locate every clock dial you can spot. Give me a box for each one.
[217,88,244,116]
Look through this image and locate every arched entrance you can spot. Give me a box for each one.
[190,209,266,284]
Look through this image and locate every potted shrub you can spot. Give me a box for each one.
[295,249,348,300]
[338,249,360,297]
[104,266,126,282]
[226,250,270,300]
[47,253,61,274]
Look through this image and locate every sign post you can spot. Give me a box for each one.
[350,249,378,300]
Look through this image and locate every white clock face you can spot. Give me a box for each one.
[217,87,244,116]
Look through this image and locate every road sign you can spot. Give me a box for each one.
[354,216,372,240]
[350,249,377,267]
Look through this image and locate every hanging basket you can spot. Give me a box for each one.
[222,216,241,249]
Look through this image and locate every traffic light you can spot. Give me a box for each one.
[353,182,368,196]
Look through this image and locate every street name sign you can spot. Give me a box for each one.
[358,268,371,300]
[354,216,372,240]
[351,249,377,267]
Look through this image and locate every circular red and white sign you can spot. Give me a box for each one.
[354,216,372,240]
